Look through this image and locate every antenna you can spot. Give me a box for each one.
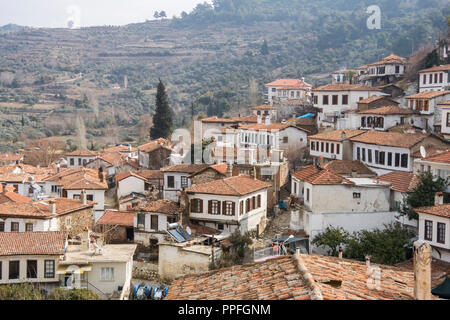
[420,146,427,159]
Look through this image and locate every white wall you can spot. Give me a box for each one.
[67,189,105,212]
[419,71,450,92]
[0,218,47,232]
[418,212,450,262]
[0,255,60,285]
[67,156,96,169]
[310,139,344,160]
[117,176,145,199]
[353,142,411,172]
[163,172,191,202]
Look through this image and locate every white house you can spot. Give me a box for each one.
[312,84,385,129]
[115,171,148,200]
[416,194,450,263]
[405,91,450,132]
[418,64,450,92]
[133,199,182,246]
[414,150,450,192]
[438,101,450,140]
[308,129,365,162]
[0,232,65,292]
[355,106,415,131]
[349,131,449,175]
[358,54,408,86]
[186,175,271,235]
[137,138,173,170]
[251,105,277,121]
[290,166,393,250]
[264,78,312,105]
[162,164,210,202]
[331,69,357,84]
[199,115,257,142]
[0,165,56,198]
[102,144,138,159]
[65,150,97,169]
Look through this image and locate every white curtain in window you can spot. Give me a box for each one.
[101,267,114,280]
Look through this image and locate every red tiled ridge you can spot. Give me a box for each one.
[414,204,450,218]
[358,106,412,115]
[186,175,271,196]
[349,131,430,148]
[0,231,65,256]
[406,91,450,99]
[313,84,381,92]
[421,150,450,164]
[135,199,182,214]
[309,129,365,142]
[265,79,312,88]
[377,171,419,193]
[96,210,134,227]
[419,64,450,73]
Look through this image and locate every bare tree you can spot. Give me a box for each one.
[24,138,66,167]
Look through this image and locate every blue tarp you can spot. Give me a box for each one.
[297,113,315,119]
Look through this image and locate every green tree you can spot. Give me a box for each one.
[424,49,440,69]
[150,79,173,140]
[312,226,350,256]
[154,11,160,19]
[160,11,167,19]
[0,283,43,300]
[49,288,99,300]
[400,171,448,220]
[260,39,269,55]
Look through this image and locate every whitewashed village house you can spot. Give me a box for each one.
[437,101,450,140]
[264,78,312,105]
[405,91,450,132]
[419,64,450,92]
[66,150,97,169]
[161,164,210,202]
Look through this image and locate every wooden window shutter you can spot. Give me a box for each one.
[200,199,203,213]
[190,199,195,212]
[232,202,236,215]
[208,200,212,214]
[257,195,261,208]
[222,201,226,215]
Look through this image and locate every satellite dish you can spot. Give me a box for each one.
[420,146,427,159]
[186,226,192,236]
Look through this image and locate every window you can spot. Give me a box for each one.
[0,222,4,232]
[321,142,324,152]
[331,143,335,154]
[9,261,19,279]
[224,201,234,216]
[311,141,315,151]
[323,95,329,105]
[395,153,400,167]
[306,189,310,202]
[25,223,33,232]
[209,200,220,215]
[137,213,145,227]
[151,215,158,230]
[44,260,55,278]
[13,185,18,192]
[11,222,19,232]
[379,152,385,165]
[437,223,446,244]
[246,198,250,212]
[424,220,433,241]
[387,153,392,167]
[447,113,450,127]
[434,73,438,83]
[361,148,366,162]
[252,197,256,210]
[326,143,329,153]
[27,260,37,279]
[78,158,81,166]
[51,185,59,193]
[356,147,361,160]
[0,261,1,279]
[439,73,443,83]
[180,176,188,188]
[73,194,81,200]
[240,201,244,216]
[395,65,400,74]
[283,136,288,143]
[101,267,114,281]
[87,194,94,201]
[191,199,203,213]
[353,193,361,199]
[217,223,224,231]
[332,95,338,105]
[401,154,408,168]
[429,74,433,84]
[423,74,427,84]
[167,176,175,188]
[342,95,348,105]
[314,96,318,104]
[361,117,366,127]
[70,158,74,166]
[336,144,340,155]
[374,150,379,164]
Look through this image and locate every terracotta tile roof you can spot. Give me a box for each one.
[95,152,125,166]
[186,175,271,196]
[166,254,414,300]
[276,86,310,90]
[0,165,57,183]
[388,124,424,134]
[188,163,228,178]
[313,84,381,92]
[201,115,257,124]
[115,171,147,183]
[332,69,356,74]
[350,131,430,148]
[239,122,308,132]
[135,199,182,214]
[0,153,23,162]
[396,259,450,288]
[292,165,320,180]
[412,146,449,159]
[377,171,420,192]
[96,210,134,227]
[309,129,365,142]
[102,145,137,153]
[137,138,172,153]
[161,164,210,174]
[358,106,413,115]
[419,64,450,73]
[405,91,450,99]
[0,191,31,204]
[367,53,407,66]
[65,149,97,157]
[0,197,94,219]
[420,150,450,164]
[44,168,108,190]
[251,105,275,110]
[357,96,398,105]
[414,204,450,218]
[136,170,163,180]
[0,231,66,256]
[265,79,312,88]
[305,169,354,185]
[321,160,376,176]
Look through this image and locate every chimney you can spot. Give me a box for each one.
[338,247,343,259]
[81,189,87,205]
[49,200,56,215]
[413,241,432,300]
[226,162,232,178]
[435,192,444,206]
[351,169,358,178]
[341,131,347,141]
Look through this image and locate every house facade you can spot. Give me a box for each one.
[358,54,408,86]
[137,138,173,170]
[161,164,209,202]
[418,64,450,92]
[65,150,97,169]
[438,101,450,140]
[405,91,450,132]
[264,78,312,105]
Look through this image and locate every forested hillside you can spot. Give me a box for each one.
[0,0,448,151]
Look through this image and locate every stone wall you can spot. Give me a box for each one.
[132,261,160,281]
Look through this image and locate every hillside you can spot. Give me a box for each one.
[0,0,448,151]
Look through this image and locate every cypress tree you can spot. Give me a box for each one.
[150,79,173,140]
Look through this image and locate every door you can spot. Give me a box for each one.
[126,227,134,241]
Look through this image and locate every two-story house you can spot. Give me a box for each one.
[134,199,182,246]
[350,131,450,175]
[186,175,271,235]
[264,78,312,105]
[137,138,173,170]
[66,150,97,169]
[414,150,450,192]
[355,106,416,131]
[162,164,210,202]
[358,54,408,86]
[405,90,450,133]
[312,84,385,129]
[416,193,450,262]
[418,64,450,92]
